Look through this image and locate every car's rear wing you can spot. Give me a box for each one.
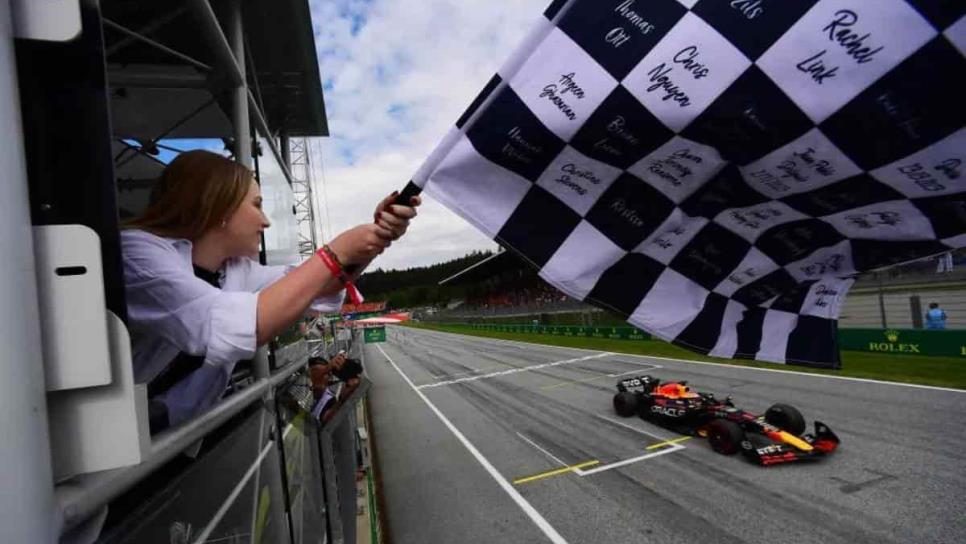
[616,375,659,393]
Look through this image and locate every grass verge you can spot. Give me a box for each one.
[405,322,966,390]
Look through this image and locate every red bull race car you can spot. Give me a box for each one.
[613,375,839,466]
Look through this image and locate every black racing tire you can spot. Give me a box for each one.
[765,403,806,436]
[613,392,639,417]
[706,419,745,455]
[636,395,655,420]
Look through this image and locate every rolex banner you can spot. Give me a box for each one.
[408,0,966,368]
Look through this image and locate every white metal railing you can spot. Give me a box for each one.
[56,326,365,540]
[55,356,306,534]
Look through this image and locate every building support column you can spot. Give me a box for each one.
[0,2,56,541]
[226,1,269,386]
[227,0,251,169]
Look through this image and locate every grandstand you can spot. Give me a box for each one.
[431,249,966,330]
[841,253,966,329]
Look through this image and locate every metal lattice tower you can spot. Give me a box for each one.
[289,138,318,260]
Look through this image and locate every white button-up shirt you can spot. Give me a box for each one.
[121,229,343,426]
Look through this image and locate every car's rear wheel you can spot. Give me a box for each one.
[613,392,639,417]
[636,395,655,420]
[765,403,806,436]
[706,419,745,455]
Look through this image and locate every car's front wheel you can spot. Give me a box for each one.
[613,392,639,417]
[706,419,745,455]
[765,403,806,436]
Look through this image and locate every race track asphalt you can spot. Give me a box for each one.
[364,326,966,544]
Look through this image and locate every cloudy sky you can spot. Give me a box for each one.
[306,0,549,271]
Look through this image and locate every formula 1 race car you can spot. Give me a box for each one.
[613,376,839,466]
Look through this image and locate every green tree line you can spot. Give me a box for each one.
[356,250,495,308]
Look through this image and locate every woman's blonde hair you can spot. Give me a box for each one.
[125,150,254,240]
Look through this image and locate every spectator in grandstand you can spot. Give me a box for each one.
[121,150,420,432]
[925,303,948,330]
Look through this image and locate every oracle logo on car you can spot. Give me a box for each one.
[652,405,686,417]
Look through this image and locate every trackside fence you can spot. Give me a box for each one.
[58,329,372,544]
[438,323,966,359]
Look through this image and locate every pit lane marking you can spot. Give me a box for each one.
[514,460,601,485]
[517,432,570,467]
[646,436,692,450]
[514,432,599,485]
[594,414,676,441]
[431,363,512,380]
[415,353,612,390]
[573,415,687,476]
[577,446,685,476]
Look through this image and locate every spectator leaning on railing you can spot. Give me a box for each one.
[308,350,363,423]
[121,150,419,433]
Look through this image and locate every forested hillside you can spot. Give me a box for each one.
[356,250,495,308]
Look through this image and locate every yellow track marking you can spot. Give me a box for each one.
[513,460,600,485]
[645,436,692,450]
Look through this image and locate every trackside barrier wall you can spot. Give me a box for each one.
[838,328,966,358]
[458,323,652,341]
[447,323,966,359]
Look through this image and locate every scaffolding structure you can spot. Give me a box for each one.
[289,137,319,260]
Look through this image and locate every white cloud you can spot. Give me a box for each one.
[307,0,548,270]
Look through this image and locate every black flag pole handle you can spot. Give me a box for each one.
[343,181,422,276]
[392,181,422,207]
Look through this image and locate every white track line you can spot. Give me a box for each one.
[431,364,510,380]
[410,327,966,394]
[516,432,569,467]
[571,414,687,476]
[416,353,612,390]
[577,446,685,476]
[541,368,654,392]
[377,345,569,544]
[609,366,661,377]
[594,414,676,442]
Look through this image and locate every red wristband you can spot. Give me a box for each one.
[316,246,363,305]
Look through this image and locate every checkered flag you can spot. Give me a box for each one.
[405,0,966,368]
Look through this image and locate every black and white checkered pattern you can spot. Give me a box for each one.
[411,0,966,368]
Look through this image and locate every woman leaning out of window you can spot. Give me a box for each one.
[121,150,419,433]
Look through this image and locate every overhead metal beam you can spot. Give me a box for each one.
[114,96,219,169]
[148,0,296,185]
[102,17,211,72]
[104,6,187,57]
[107,66,209,89]
[186,0,243,88]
